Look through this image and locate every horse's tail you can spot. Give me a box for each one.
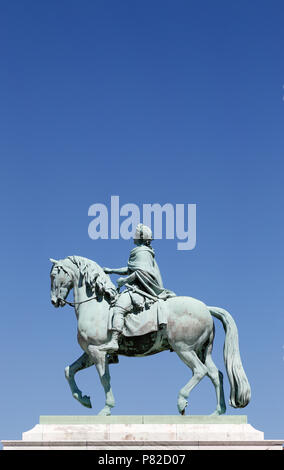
[208,306,251,408]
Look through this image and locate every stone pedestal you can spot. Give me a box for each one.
[2,415,283,450]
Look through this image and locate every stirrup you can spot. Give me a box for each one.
[107,353,119,364]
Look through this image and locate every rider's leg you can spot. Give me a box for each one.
[98,292,131,352]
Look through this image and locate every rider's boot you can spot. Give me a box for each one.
[97,304,126,352]
[98,330,120,352]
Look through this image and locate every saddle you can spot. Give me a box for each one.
[108,287,170,337]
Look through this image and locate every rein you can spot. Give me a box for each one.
[60,283,158,311]
[61,295,129,313]
[60,295,99,307]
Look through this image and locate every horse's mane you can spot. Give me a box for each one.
[67,255,103,276]
[67,255,117,302]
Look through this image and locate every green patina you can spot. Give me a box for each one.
[50,224,251,416]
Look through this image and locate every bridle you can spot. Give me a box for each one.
[53,264,145,313]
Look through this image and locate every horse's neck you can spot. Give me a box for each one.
[73,282,110,325]
[68,269,104,316]
[67,258,110,316]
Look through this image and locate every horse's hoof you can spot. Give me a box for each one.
[210,408,225,416]
[98,407,111,416]
[73,392,92,408]
[82,396,92,408]
[177,396,188,415]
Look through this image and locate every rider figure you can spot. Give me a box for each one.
[98,223,175,352]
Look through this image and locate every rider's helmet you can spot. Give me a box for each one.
[134,223,153,242]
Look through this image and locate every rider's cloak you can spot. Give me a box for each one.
[127,245,175,300]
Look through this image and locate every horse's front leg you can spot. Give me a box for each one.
[88,345,115,416]
[65,353,93,408]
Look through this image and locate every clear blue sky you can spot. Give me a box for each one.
[0,0,283,444]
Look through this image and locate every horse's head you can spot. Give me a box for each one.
[50,258,74,308]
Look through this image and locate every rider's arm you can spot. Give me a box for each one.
[103,267,129,275]
[117,272,136,288]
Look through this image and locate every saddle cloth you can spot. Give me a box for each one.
[108,299,169,337]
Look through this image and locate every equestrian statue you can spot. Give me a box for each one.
[50,223,251,416]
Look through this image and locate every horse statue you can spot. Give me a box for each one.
[50,255,251,416]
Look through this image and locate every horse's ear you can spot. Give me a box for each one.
[50,258,58,264]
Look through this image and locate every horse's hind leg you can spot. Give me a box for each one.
[202,327,226,415]
[175,349,208,415]
[205,353,226,415]
[65,353,93,408]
